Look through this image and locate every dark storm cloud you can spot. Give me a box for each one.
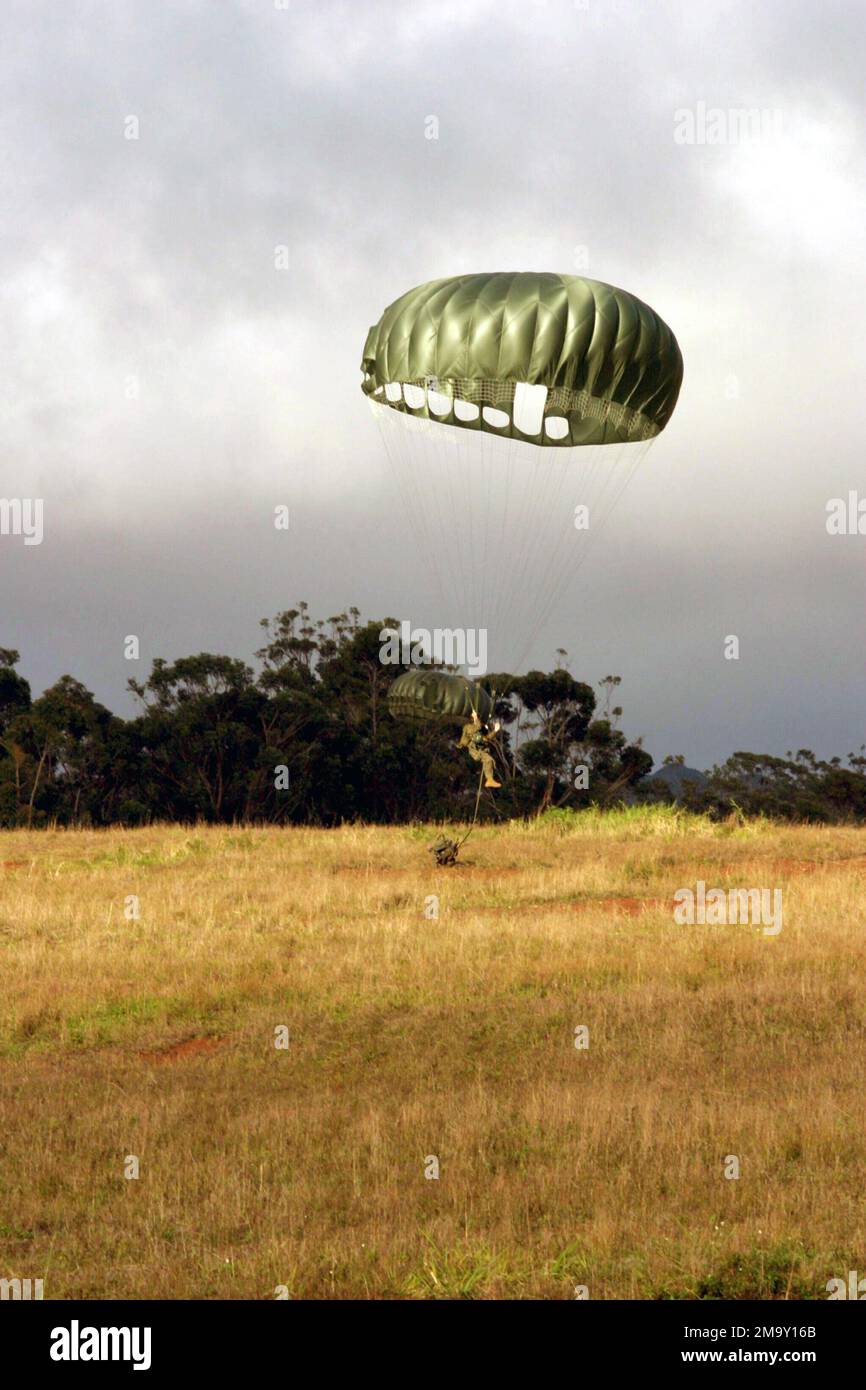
[1,0,863,767]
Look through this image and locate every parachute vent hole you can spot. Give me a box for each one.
[512,382,547,435]
[402,383,426,409]
[385,382,402,402]
[544,416,569,440]
[454,399,480,422]
[482,406,509,429]
[428,389,453,417]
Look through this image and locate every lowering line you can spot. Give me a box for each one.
[428,769,486,867]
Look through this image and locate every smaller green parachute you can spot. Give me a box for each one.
[387,670,493,725]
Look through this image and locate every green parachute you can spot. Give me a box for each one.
[363,270,683,671]
[362,271,683,447]
[387,669,493,725]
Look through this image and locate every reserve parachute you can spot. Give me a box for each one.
[386,669,493,725]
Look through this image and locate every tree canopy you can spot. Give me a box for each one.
[1,607,863,827]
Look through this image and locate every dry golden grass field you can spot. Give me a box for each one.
[1,808,865,1300]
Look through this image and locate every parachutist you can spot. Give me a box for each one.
[459,710,501,788]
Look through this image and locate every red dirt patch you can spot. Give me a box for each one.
[337,865,525,875]
[452,894,675,919]
[1,861,28,869]
[437,865,528,877]
[139,1036,225,1064]
[770,857,866,875]
[574,896,675,915]
[687,859,866,879]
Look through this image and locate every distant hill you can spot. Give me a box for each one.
[644,764,708,798]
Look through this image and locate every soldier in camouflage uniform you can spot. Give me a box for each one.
[458,710,501,787]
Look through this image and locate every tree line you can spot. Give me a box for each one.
[1,605,864,827]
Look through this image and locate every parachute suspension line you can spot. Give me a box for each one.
[436,423,466,626]
[430,418,470,631]
[375,397,652,678]
[454,416,479,633]
[494,430,545,640]
[464,427,477,617]
[375,406,451,628]
[493,430,558,652]
[471,420,491,640]
[516,439,637,666]
[480,422,505,641]
[518,437,622,643]
[482,424,508,634]
[498,432,530,639]
[507,436,654,679]
[480,425,554,659]
[479,423,497,636]
[488,437,636,689]
[504,442,572,644]
[438,415,474,637]
[423,408,480,645]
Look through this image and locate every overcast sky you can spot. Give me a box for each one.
[2,0,864,769]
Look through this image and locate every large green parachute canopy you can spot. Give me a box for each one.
[362,272,683,447]
[387,670,494,725]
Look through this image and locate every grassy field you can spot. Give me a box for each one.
[1,807,865,1300]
